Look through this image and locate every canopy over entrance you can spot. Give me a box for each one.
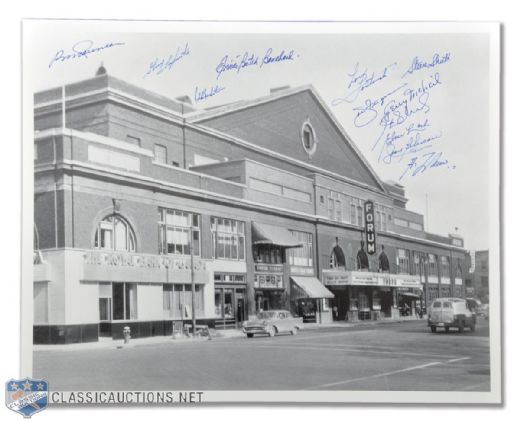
[252,222,303,248]
[291,276,334,299]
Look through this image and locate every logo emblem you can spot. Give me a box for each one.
[5,378,48,418]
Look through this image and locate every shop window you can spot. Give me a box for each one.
[99,283,112,321]
[287,230,313,267]
[158,208,200,256]
[34,283,48,324]
[210,217,245,260]
[94,215,136,252]
[163,284,203,318]
[112,282,137,320]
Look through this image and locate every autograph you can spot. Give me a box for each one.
[48,40,125,69]
[194,84,226,103]
[144,43,190,77]
[401,52,451,78]
[399,151,455,180]
[335,54,455,180]
[331,62,397,106]
[215,48,297,79]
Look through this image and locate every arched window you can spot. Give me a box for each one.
[330,245,346,269]
[94,215,136,252]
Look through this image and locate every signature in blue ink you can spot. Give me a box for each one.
[144,43,190,77]
[331,62,397,106]
[260,48,297,67]
[215,52,259,79]
[48,40,125,69]
[215,48,298,79]
[399,151,455,180]
[194,84,226,103]
[401,52,450,78]
[371,73,442,151]
[380,128,442,164]
[352,83,408,128]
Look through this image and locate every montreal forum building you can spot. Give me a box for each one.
[32,67,470,344]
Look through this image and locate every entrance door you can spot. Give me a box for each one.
[236,290,245,325]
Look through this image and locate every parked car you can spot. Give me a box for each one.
[478,303,489,320]
[242,310,303,338]
[427,298,476,333]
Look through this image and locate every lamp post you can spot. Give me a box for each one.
[190,226,196,337]
[419,253,428,312]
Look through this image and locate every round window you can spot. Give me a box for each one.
[301,120,317,157]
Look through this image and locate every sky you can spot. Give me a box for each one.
[24,21,495,250]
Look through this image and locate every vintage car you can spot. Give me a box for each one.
[427,298,476,333]
[242,310,303,338]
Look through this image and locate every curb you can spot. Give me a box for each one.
[34,319,425,352]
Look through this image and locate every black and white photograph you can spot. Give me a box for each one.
[19,19,500,405]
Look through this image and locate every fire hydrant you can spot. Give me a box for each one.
[123,326,131,344]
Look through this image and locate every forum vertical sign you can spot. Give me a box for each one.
[364,201,376,255]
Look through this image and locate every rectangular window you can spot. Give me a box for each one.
[254,245,283,264]
[397,249,410,274]
[158,208,200,256]
[163,284,203,318]
[440,256,451,278]
[335,199,342,222]
[327,197,334,220]
[112,282,137,321]
[210,217,245,260]
[287,230,313,267]
[428,254,438,277]
[153,144,167,164]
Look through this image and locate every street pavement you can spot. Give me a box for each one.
[33,318,490,391]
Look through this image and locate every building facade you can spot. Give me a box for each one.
[33,68,470,343]
[468,250,489,303]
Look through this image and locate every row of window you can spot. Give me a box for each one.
[99,282,206,322]
[396,249,458,278]
[93,213,458,279]
[326,192,392,231]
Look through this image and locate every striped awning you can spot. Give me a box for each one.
[252,222,303,248]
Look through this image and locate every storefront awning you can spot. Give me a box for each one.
[399,292,421,299]
[252,222,303,248]
[291,276,335,299]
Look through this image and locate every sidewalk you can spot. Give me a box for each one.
[33,317,425,352]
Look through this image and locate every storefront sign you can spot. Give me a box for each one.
[254,263,284,273]
[323,270,421,288]
[290,266,314,276]
[364,201,376,255]
[254,274,283,289]
[322,271,351,286]
[84,250,207,271]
